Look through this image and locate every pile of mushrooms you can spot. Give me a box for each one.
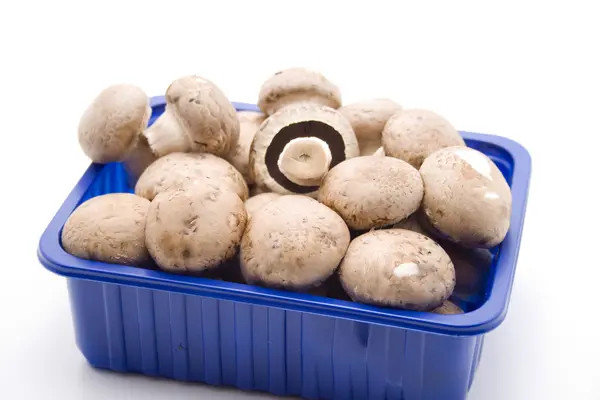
[63,68,513,315]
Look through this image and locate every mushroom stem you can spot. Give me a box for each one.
[277,137,332,186]
[143,106,191,157]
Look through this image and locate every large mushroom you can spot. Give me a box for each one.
[257,67,342,116]
[78,84,151,164]
[225,110,266,185]
[144,75,240,158]
[338,98,402,156]
[339,229,456,311]
[250,102,359,196]
[420,146,512,248]
[318,156,424,230]
[244,192,280,219]
[135,152,248,202]
[382,109,466,169]
[145,183,247,274]
[61,193,151,266]
[240,195,350,292]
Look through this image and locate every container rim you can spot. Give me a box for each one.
[37,96,532,336]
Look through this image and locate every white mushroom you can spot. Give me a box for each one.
[78,84,151,163]
[61,193,151,266]
[225,110,266,184]
[144,75,240,158]
[244,192,280,219]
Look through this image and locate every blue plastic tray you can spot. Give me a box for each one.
[38,96,531,400]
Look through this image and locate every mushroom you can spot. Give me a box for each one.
[244,192,280,219]
[432,300,464,315]
[240,195,350,291]
[372,147,386,157]
[249,184,272,197]
[225,110,266,184]
[338,229,455,311]
[122,134,158,187]
[250,102,359,196]
[135,152,248,201]
[145,182,247,274]
[338,98,402,155]
[61,193,151,266]
[318,156,424,230]
[78,84,151,164]
[382,109,466,169]
[420,146,512,248]
[144,75,240,158]
[257,67,342,116]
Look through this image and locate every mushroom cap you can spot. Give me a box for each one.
[338,98,402,155]
[258,68,342,115]
[240,195,351,291]
[250,102,359,197]
[420,146,512,248]
[382,109,466,169]
[318,156,424,230]
[164,75,240,157]
[244,192,281,219]
[432,300,464,314]
[339,229,455,311]
[225,110,266,184]
[145,183,247,274]
[78,84,151,163]
[135,152,249,202]
[61,193,151,266]
[122,133,158,187]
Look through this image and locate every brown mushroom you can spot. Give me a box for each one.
[78,84,151,164]
[338,98,402,155]
[257,68,342,116]
[240,195,350,291]
[339,229,455,311]
[318,156,424,230]
[61,193,151,266]
[250,102,359,196]
[382,109,466,169]
[225,110,266,184]
[144,75,239,158]
[432,300,464,314]
[135,152,248,202]
[145,183,247,274]
[420,146,512,248]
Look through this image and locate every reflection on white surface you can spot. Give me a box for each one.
[393,262,420,278]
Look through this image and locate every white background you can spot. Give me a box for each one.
[1,1,599,399]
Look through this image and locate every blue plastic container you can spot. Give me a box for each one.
[38,96,531,400]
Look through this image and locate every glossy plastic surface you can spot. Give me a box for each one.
[38,96,531,400]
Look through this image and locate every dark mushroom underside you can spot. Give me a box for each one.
[264,120,347,193]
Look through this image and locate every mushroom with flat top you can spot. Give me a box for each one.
[258,68,342,116]
[339,229,456,311]
[78,84,151,164]
[420,146,512,248]
[382,109,466,169]
[240,195,350,292]
[61,193,151,266]
[135,152,248,202]
[145,182,247,274]
[338,98,402,156]
[225,110,266,185]
[250,102,359,196]
[144,75,239,158]
[318,156,424,230]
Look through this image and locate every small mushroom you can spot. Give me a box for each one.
[318,156,424,230]
[382,109,466,169]
[145,183,247,274]
[420,146,512,248]
[338,98,402,155]
[61,193,151,266]
[240,195,350,291]
[250,102,359,196]
[225,110,266,184]
[78,84,151,164]
[144,75,239,158]
[432,301,464,315]
[135,152,248,201]
[244,192,280,219]
[258,68,342,116]
[338,229,456,311]
[122,134,158,187]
